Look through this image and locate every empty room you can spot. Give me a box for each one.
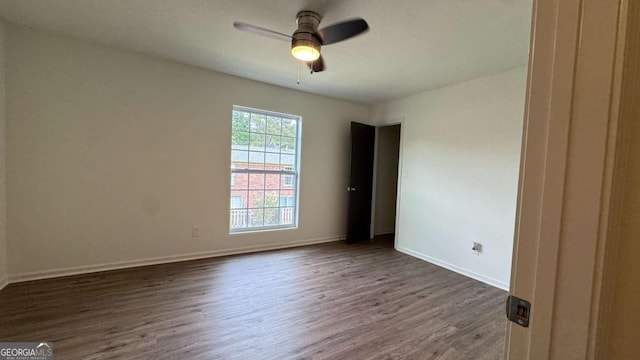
[1,0,637,359]
[0,0,530,358]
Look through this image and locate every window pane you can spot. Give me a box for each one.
[248,173,265,190]
[265,173,280,190]
[250,209,264,227]
[264,208,279,226]
[281,137,296,152]
[251,114,266,133]
[264,152,280,169]
[280,190,295,207]
[280,207,294,225]
[232,173,248,189]
[248,151,265,170]
[250,133,266,150]
[231,150,248,168]
[281,154,295,167]
[283,174,295,186]
[266,116,281,135]
[230,209,248,229]
[232,111,250,132]
[248,190,265,208]
[282,119,297,137]
[279,195,295,207]
[265,190,279,207]
[266,135,281,151]
[230,195,244,209]
[232,130,249,146]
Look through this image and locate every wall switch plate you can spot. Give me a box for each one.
[192,226,200,237]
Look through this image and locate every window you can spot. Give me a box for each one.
[229,106,300,232]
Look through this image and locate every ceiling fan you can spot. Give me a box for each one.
[233,11,369,73]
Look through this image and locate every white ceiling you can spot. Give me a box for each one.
[0,0,532,104]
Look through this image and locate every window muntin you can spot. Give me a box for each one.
[229,106,300,232]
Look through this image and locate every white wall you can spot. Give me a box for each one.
[371,67,526,289]
[5,25,368,279]
[373,125,400,235]
[0,21,7,290]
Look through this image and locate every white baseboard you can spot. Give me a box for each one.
[0,275,8,292]
[396,246,510,291]
[7,236,344,284]
[374,229,395,236]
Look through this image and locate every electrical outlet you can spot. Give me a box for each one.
[472,242,482,255]
[192,226,200,237]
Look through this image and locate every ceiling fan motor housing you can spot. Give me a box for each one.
[291,11,322,58]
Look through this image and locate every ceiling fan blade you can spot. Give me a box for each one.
[306,55,325,73]
[317,18,369,45]
[233,22,292,42]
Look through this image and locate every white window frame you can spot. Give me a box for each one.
[229,105,301,233]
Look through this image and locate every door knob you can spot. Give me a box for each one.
[347,187,357,192]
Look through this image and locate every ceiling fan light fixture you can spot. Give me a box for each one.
[234,9,369,73]
[291,38,320,62]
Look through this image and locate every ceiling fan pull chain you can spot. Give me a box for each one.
[297,61,301,85]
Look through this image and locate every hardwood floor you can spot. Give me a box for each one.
[0,236,507,359]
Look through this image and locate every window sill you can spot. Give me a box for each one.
[229,225,298,235]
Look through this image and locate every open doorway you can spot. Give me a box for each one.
[372,124,401,243]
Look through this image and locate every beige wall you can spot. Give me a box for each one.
[0,21,6,289]
[373,125,400,235]
[371,67,526,289]
[5,25,368,279]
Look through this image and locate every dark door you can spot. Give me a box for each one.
[346,122,376,243]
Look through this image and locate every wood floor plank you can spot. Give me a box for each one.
[0,236,507,359]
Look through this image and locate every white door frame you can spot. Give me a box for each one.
[506,0,632,358]
[370,122,403,241]
[369,118,405,248]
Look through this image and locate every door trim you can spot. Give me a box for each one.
[505,0,578,356]
[370,122,403,243]
[506,0,630,358]
[370,118,405,249]
[592,0,639,356]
